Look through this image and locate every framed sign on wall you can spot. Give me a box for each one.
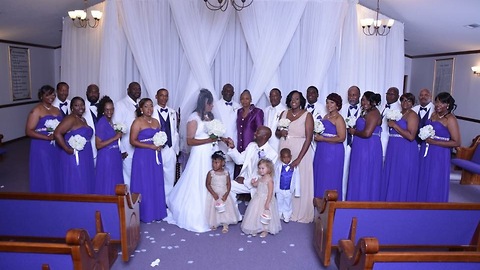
[433,58,454,96]
[8,46,32,101]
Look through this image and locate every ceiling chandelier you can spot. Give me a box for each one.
[204,0,253,11]
[68,0,103,28]
[360,0,394,36]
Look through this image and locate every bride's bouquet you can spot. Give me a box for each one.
[345,116,357,128]
[152,131,168,165]
[386,109,402,121]
[68,135,87,165]
[419,124,435,157]
[204,119,226,146]
[314,119,325,134]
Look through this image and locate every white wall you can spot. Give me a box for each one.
[409,53,480,146]
[0,42,56,142]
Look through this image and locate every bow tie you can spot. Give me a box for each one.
[90,102,98,107]
[59,102,67,107]
[349,105,357,110]
[419,107,427,111]
[385,104,391,109]
[134,103,139,109]
[160,108,168,113]
[225,102,233,106]
[307,104,315,109]
[282,164,291,172]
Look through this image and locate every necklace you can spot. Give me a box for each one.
[143,116,152,124]
[42,104,51,110]
[74,114,85,122]
[438,112,448,119]
[291,109,300,117]
[326,113,338,119]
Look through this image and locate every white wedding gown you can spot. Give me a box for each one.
[165,113,218,233]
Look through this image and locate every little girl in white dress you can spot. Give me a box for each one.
[241,158,282,238]
[206,151,240,233]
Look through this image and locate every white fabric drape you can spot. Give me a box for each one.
[61,0,405,148]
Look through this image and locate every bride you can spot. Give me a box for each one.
[166,89,220,232]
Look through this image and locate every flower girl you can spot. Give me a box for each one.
[241,158,281,238]
[206,151,240,233]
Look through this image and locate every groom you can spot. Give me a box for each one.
[225,126,278,217]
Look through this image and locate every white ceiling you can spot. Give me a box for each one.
[0,0,479,57]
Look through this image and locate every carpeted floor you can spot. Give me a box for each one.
[1,138,479,270]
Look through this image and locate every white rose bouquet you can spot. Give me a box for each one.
[345,116,357,128]
[113,123,127,133]
[45,119,60,133]
[277,118,291,140]
[204,119,226,146]
[419,124,435,157]
[386,109,403,121]
[152,131,168,165]
[314,119,325,134]
[68,134,87,165]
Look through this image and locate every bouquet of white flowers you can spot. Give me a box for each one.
[152,131,167,165]
[314,119,325,134]
[113,123,127,133]
[204,119,226,142]
[419,124,435,140]
[345,116,357,128]
[45,119,60,133]
[386,109,403,121]
[277,118,291,130]
[419,124,435,157]
[68,134,87,165]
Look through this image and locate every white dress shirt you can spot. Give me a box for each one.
[263,103,287,152]
[53,98,71,116]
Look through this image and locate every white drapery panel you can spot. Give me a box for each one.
[61,0,404,124]
[61,2,105,98]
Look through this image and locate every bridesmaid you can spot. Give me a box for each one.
[417,92,460,202]
[346,91,382,201]
[130,98,167,222]
[235,89,264,177]
[381,93,419,201]
[276,90,314,223]
[54,97,94,194]
[313,93,346,198]
[94,96,124,195]
[25,85,62,193]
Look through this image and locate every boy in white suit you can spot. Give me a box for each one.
[153,88,179,203]
[275,148,300,223]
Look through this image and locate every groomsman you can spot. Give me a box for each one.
[412,88,434,145]
[83,84,100,165]
[263,88,286,152]
[53,82,71,117]
[113,82,141,186]
[380,87,401,158]
[214,83,240,177]
[340,85,361,200]
[153,88,179,203]
[306,85,326,152]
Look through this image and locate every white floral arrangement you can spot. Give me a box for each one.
[204,119,226,139]
[113,123,126,133]
[153,131,168,147]
[418,124,435,140]
[386,109,403,121]
[68,134,87,165]
[314,119,325,134]
[277,118,291,130]
[345,116,357,128]
[45,119,60,132]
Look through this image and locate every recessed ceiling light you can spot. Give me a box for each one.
[464,23,480,29]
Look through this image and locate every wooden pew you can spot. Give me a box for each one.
[0,184,141,262]
[452,135,480,184]
[0,228,110,270]
[313,190,480,266]
[337,237,480,270]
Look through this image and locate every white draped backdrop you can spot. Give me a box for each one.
[61,0,404,151]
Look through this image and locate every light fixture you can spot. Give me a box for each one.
[360,0,394,36]
[68,0,102,28]
[472,66,480,76]
[204,0,253,11]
